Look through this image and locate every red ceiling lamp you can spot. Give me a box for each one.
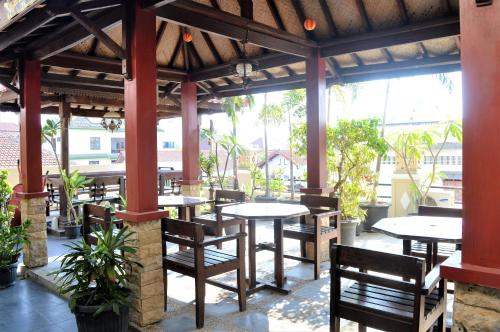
[304,18,317,31]
[183,31,193,43]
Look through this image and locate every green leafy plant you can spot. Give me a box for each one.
[62,170,92,225]
[293,119,388,219]
[50,227,138,316]
[387,120,463,206]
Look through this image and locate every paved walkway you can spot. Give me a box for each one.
[2,221,415,332]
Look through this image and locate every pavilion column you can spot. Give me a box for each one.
[302,48,329,195]
[115,0,167,327]
[17,57,48,268]
[180,79,201,198]
[440,1,500,331]
[57,98,70,227]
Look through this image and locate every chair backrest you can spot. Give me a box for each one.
[82,204,112,245]
[89,176,123,201]
[158,171,183,195]
[418,205,462,218]
[161,218,205,254]
[215,190,245,203]
[301,194,339,211]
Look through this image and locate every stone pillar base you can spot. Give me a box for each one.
[452,282,500,332]
[180,183,201,197]
[21,197,48,268]
[125,219,165,327]
[305,214,331,262]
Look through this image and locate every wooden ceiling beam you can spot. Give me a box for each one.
[355,0,372,31]
[43,52,186,82]
[48,0,123,15]
[168,32,183,68]
[396,0,410,25]
[154,0,316,57]
[265,0,285,31]
[201,32,223,64]
[238,0,254,21]
[156,21,168,48]
[319,0,338,36]
[290,0,315,40]
[320,16,459,58]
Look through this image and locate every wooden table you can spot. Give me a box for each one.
[222,202,310,295]
[373,216,462,271]
[157,195,211,220]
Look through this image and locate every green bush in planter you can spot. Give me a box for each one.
[50,227,139,316]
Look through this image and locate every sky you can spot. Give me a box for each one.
[0,71,463,150]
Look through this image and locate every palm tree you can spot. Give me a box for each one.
[259,94,285,197]
[281,89,306,199]
[223,95,255,189]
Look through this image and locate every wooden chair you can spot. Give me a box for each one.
[330,244,447,332]
[283,195,341,280]
[161,218,246,329]
[192,190,245,249]
[158,171,182,195]
[82,204,123,246]
[411,206,463,269]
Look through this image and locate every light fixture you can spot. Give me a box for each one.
[304,18,317,31]
[183,31,192,43]
[233,30,258,89]
[101,110,122,133]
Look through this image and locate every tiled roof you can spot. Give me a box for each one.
[0,123,58,169]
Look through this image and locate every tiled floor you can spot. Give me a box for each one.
[2,219,447,332]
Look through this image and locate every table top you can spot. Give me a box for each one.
[221,202,310,220]
[158,195,211,208]
[372,216,462,243]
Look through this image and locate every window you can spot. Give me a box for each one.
[163,141,176,149]
[89,160,99,165]
[457,156,463,165]
[451,156,456,165]
[90,137,101,150]
[111,137,125,154]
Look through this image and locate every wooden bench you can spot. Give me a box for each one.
[331,244,447,332]
[192,190,245,249]
[283,195,340,280]
[161,218,246,329]
[411,206,462,269]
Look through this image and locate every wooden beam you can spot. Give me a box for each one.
[396,0,410,24]
[266,0,285,30]
[168,32,183,68]
[290,0,315,40]
[156,21,168,47]
[142,0,179,9]
[0,8,58,53]
[154,0,316,57]
[201,32,223,64]
[70,9,126,59]
[48,0,123,15]
[238,0,254,20]
[0,77,20,94]
[355,0,372,31]
[42,52,186,81]
[320,16,459,58]
[30,9,122,60]
[319,0,338,36]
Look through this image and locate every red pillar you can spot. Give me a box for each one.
[18,58,45,198]
[117,1,165,221]
[181,80,201,185]
[302,48,329,195]
[440,0,500,288]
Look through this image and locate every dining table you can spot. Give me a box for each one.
[221,202,310,295]
[372,216,462,272]
[157,195,211,220]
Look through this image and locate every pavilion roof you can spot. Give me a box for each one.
[0,0,460,118]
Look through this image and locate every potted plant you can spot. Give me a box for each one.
[292,119,386,245]
[50,226,138,332]
[62,170,92,239]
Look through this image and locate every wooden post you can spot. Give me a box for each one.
[440,0,500,290]
[181,79,201,197]
[17,57,48,268]
[58,98,70,225]
[302,48,329,195]
[115,0,166,327]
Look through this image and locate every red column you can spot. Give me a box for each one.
[117,0,165,221]
[440,0,500,288]
[17,58,45,198]
[181,80,201,184]
[302,48,329,195]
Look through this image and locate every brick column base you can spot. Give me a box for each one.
[125,219,165,327]
[180,183,201,197]
[21,197,48,268]
[451,282,500,332]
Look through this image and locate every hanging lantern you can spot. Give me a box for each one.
[304,18,317,31]
[101,111,122,133]
[183,31,192,43]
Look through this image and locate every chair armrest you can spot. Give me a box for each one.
[201,232,247,247]
[313,210,341,221]
[422,265,442,295]
[215,201,241,212]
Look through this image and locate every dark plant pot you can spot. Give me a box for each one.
[360,202,391,232]
[340,220,359,247]
[65,224,81,239]
[0,262,18,289]
[75,304,129,332]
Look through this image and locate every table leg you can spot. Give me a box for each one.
[432,242,438,268]
[248,219,256,289]
[426,242,433,273]
[274,218,285,288]
[403,239,411,256]
[179,207,187,251]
